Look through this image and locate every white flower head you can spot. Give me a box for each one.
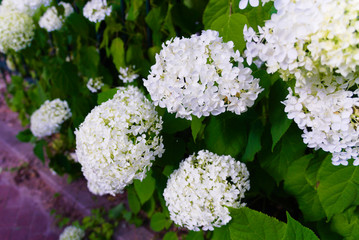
[59,226,85,240]
[0,4,35,53]
[86,77,104,93]
[75,86,164,196]
[30,99,72,138]
[144,29,263,120]
[39,2,74,32]
[163,150,250,231]
[118,66,139,83]
[83,0,112,23]
[1,0,50,15]
[283,79,359,166]
[244,0,359,86]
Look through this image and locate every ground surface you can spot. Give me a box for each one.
[0,75,154,239]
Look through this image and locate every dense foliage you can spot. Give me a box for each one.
[2,0,359,239]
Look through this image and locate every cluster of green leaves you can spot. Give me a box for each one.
[4,0,359,239]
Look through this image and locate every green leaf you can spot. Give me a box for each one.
[186,231,205,240]
[110,38,125,70]
[203,0,229,29]
[269,81,292,151]
[242,119,264,162]
[127,187,141,214]
[78,46,100,77]
[51,62,81,98]
[212,225,231,240]
[283,212,319,240]
[16,129,33,142]
[162,111,191,134]
[331,206,359,240]
[134,173,156,205]
[260,125,306,184]
[317,157,359,219]
[204,114,247,157]
[283,155,326,221]
[97,88,118,105]
[150,212,170,232]
[211,13,249,52]
[163,232,178,240]
[34,140,46,163]
[191,116,204,142]
[108,204,125,219]
[126,0,144,21]
[228,207,286,240]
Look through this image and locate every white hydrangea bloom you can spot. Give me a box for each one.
[144,30,263,120]
[59,226,85,240]
[0,4,34,53]
[244,0,359,86]
[163,150,250,231]
[1,0,50,15]
[30,99,72,138]
[86,77,104,93]
[39,2,74,32]
[118,66,139,83]
[83,0,112,23]
[283,79,359,166]
[75,86,164,196]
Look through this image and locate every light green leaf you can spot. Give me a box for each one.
[283,155,326,221]
[283,212,319,240]
[127,187,141,214]
[331,206,359,240]
[229,207,286,240]
[110,38,125,70]
[212,225,231,240]
[211,13,248,51]
[97,88,118,105]
[150,212,170,232]
[191,116,204,142]
[134,173,156,205]
[126,0,144,21]
[163,232,178,240]
[203,0,229,29]
[186,231,205,240]
[317,157,359,219]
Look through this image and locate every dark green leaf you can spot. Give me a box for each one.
[269,81,292,151]
[34,140,46,163]
[162,111,191,134]
[242,119,264,162]
[16,129,33,142]
[108,204,125,219]
[186,231,205,240]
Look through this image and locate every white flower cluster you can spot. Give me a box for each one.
[86,77,104,93]
[30,99,72,138]
[59,226,85,240]
[39,2,74,32]
[2,0,50,15]
[118,66,139,83]
[75,86,164,196]
[239,0,272,9]
[243,0,359,86]
[0,3,34,53]
[83,0,112,23]
[144,30,263,120]
[284,79,359,166]
[163,150,250,231]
